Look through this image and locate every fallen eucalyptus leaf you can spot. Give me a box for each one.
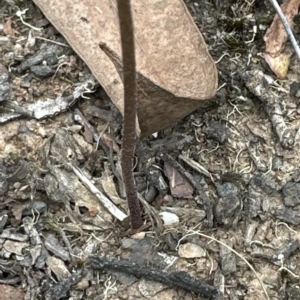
[264,0,300,78]
[32,0,218,136]
[264,51,292,79]
[163,161,194,199]
[264,0,300,56]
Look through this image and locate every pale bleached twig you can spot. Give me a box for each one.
[70,164,127,222]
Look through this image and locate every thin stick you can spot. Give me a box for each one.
[70,164,127,222]
[117,1,143,229]
[268,0,300,60]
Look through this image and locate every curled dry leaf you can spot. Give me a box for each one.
[32,0,218,136]
[264,51,292,79]
[163,161,194,199]
[264,0,300,78]
[3,17,16,36]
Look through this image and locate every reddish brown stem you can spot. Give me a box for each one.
[117,0,143,229]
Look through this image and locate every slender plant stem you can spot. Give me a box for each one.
[117,0,143,229]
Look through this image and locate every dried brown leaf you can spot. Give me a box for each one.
[32,0,218,136]
[164,162,194,199]
[264,0,300,78]
[11,203,28,221]
[3,17,16,36]
[264,51,292,79]
[264,0,300,56]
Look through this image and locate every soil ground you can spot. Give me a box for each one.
[0,0,300,299]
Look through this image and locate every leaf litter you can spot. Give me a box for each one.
[0,0,300,299]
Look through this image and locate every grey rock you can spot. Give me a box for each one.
[290,82,300,98]
[136,176,147,192]
[22,200,47,216]
[121,237,164,268]
[275,205,300,225]
[46,55,59,65]
[220,239,236,275]
[282,182,300,207]
[121,238,138,250]
[217,182,239,198]
[144,185,157,203]
[252,175,280,196]
[164,233,178,251]
[18,124,31,134]
[146,166,168,193]
[214,182,240,225]
[246,190,263,218]
[30,65,55,78]
[272,156,283,171]
[204,121,230,144]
